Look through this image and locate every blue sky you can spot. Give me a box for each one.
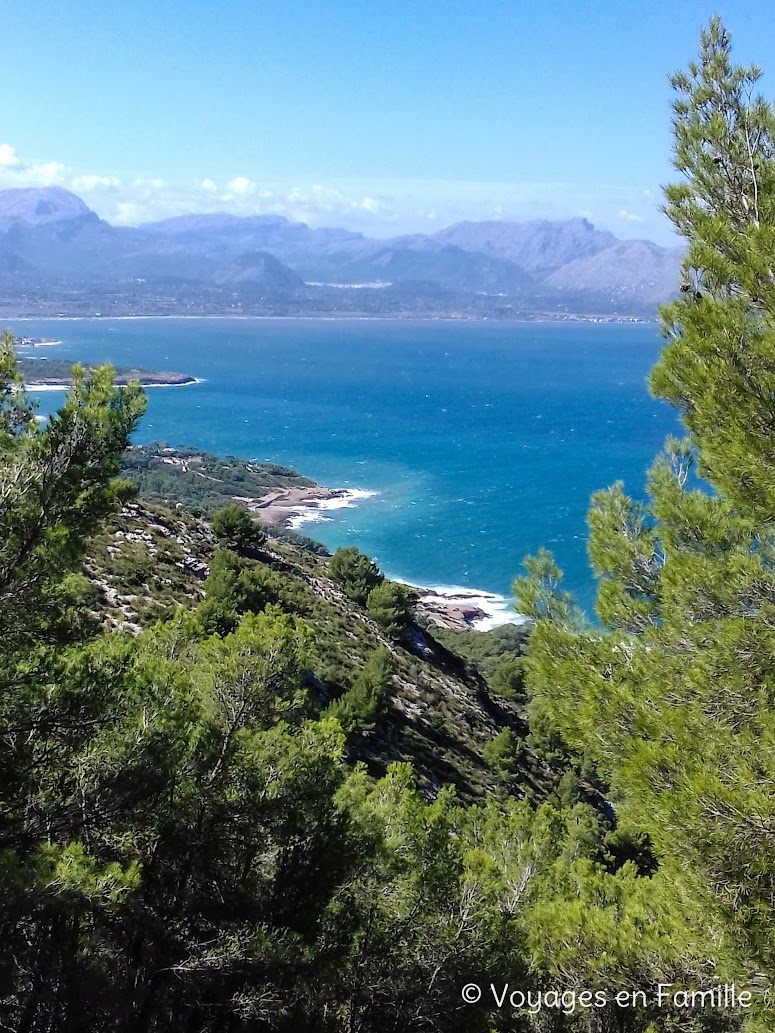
[3,0,774,243]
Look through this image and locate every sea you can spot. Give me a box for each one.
[12,317,679,624]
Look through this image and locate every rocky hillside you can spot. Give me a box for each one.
[82,445,559,803]
[83,496,550,804]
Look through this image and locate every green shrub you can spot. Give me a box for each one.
[482,728,522,778]
[329,546,383,604]
[326,647,394,732]
[196,596,238,636]
[366,580,411,636]
[210,504,265,552]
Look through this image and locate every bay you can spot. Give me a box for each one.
[12,317,679,617]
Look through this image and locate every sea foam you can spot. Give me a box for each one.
[286,489,379,529]
[398,579,527,631]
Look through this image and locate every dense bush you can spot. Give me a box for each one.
[211,503,266,551]
[366,579,412,636]
[329,546,383,603]
[326,646,394,732]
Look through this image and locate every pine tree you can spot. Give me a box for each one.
[514,19,775,1014]
[366,579,412,636]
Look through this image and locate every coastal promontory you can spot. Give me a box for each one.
[19,358,197,388]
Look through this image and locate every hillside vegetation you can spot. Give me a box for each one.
[84,496,542,802]
[121,443,315,512]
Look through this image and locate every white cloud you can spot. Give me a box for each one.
[112,201,151,224]
[0,143,679,243]
[226,176,256,197]
[72,174,121,191]
[30,161,65,185]
[0,144,64,186]
[0,144,22,168]
[132,177,166,191]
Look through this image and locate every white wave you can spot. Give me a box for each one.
[314,488,378,511]
[284,488,379,529]
[398,578,528,631]
[142,377,205,388]
[287,511,333,529]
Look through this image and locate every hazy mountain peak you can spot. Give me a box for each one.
[212,250,303,290]
[0,187,94,230]
[544,238,683,303]
[142,212,293,234]
[429,217,618,274]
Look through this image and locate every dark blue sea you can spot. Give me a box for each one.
[13,317,679,620]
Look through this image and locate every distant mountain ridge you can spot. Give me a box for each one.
[0,187,682,316]
[544,239,683,305]
[429,217,619,274]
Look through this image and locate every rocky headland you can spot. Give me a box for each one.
[19,358,198,388]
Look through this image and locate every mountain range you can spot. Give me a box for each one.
[0,187,683,318]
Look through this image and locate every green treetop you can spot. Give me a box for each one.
[211,502,266,552]
[0,337,146,652]
[366,579,412,637]
[329,545,383,604]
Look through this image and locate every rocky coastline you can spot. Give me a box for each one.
[243,485,520,632]
[13,336,61,347]
[246,485,363,526]
[410,588,490,631]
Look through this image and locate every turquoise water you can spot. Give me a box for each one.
[14,317,678,616]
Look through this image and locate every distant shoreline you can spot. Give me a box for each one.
[18,354,200,390]
[7,313,654,326]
